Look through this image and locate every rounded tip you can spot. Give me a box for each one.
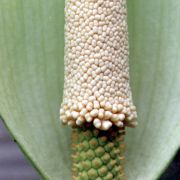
[126,121,138,128]
[101,121,112,131]
[93,118,101,129]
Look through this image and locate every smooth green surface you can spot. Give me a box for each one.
[126,0,180,179]
[0,0,179,180]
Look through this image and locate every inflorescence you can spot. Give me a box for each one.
[60,0,137,130]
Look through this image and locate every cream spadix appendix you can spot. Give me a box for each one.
[60,0,137,131]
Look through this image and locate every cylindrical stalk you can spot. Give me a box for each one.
[60,0,138,179]
[71,126,126,180]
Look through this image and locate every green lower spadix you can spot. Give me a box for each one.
[71,127,126,180]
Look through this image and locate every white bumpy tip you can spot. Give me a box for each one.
[60,0,137,130]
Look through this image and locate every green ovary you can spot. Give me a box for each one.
[71,127,126,180]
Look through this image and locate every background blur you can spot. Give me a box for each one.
[0,120,39,180]
[0,119,179,180]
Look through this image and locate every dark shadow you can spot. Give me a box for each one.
[159,149,180,180]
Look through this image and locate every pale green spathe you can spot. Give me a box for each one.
[0,0,179,180]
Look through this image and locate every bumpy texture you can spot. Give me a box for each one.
[72,127,126,180]
[60,0,137,130]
